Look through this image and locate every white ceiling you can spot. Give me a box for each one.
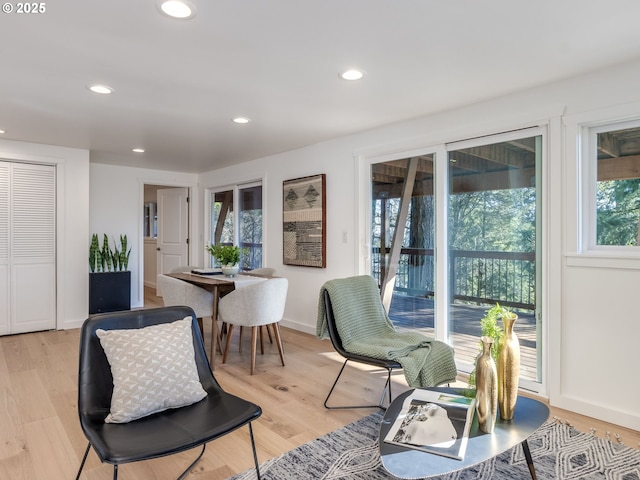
[2,0,640,173]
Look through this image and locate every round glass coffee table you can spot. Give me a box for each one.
[379,387,549,479]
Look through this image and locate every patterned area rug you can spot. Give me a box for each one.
[229,411,640,479]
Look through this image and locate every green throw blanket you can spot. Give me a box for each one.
[317,275,457,388]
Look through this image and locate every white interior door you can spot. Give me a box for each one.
[156,187,189,293]
[0,161,56,335]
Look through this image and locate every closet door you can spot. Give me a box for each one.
[0,163,9,335]
[0,161,56,334]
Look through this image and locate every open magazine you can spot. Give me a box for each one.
[384,389,476,460]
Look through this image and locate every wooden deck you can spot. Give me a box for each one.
[389,294,538,381]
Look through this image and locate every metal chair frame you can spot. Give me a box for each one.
[321,290,402,410]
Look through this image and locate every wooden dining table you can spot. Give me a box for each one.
[166,272,237,368]
[166,271,269,368]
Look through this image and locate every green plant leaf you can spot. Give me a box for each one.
[205,244,240,266]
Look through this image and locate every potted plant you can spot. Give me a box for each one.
[89,234,132,314]
[206,244,241,276]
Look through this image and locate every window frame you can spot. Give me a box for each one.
[582,118,640,253]
[205,180,264,269]
[563,101,640,270]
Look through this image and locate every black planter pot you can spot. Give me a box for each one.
[89,271,131,314]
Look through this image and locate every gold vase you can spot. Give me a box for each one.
[498,313,520,421]
[475,336,498,433]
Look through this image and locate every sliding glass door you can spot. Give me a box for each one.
[369,128,543,385]
[447,133,541,382]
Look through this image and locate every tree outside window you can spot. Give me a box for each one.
[594,125,640,247]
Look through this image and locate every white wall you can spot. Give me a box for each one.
[198,58,640,430]
[89,163,199,312]
[0,139,89,330]
[199,140,362,335]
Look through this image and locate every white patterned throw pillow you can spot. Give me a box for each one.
[96,316,207,424]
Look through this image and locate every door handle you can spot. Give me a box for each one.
[156,247,161,251]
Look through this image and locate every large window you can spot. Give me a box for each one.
[209,181,263,270]
[369,129,544,387]
[589,121,640,248]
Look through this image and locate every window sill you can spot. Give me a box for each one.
[565,250,640,270]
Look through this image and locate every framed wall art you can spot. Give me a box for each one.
[283,174,326,268]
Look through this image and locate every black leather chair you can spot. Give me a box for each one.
[322,290,402,410]
[75,306,262,480]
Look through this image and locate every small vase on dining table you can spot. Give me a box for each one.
[221,264,239,277]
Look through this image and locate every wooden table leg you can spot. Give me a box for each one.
[210,286,219,369]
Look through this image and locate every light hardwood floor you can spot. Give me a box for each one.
[0,288,637,479]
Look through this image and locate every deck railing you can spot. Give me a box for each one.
[240,242,263,270]
[372,247,535,311]
[232,244,535,311]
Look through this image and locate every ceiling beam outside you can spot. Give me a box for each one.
[455,144,532,169]
[597,155,640,181]
[373,167,535,198]
[598,132,621,158]
[372,154,639,199]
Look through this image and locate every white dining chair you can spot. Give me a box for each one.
[157,274,222,352]
[219,277,288,374]
[247,267,275,276]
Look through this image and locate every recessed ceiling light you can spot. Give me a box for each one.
[88,84,114,95]
[0,129,5,134]
[158,0,196,19]
[340,69,365,81]
[232,117,251,124]
[132,148,145,153]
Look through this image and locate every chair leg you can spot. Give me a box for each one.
[176,444,206,480]
[324,359,393,410]
[75,442,91,480]
[259,326,265,354]
[248,422,261,480]
[250,327,258,374]
[101,444,204,480]
[196,317,204,337]
[382,368,393,408]
[271,323,285,367]
[215,320,224,355]
[222,324,235,363]
[238,326,244,353]
[265,324,273,343]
